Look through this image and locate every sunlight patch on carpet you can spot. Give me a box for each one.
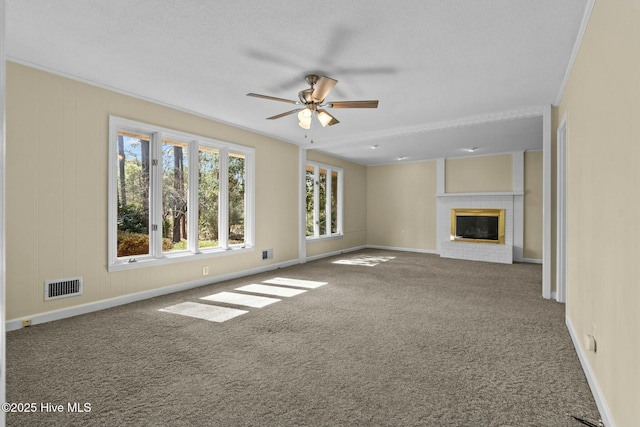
[159,302,247,322]
[200,291,281,308]
[262,277,327,289]
[235,284,307,297]
[332,255,396,267]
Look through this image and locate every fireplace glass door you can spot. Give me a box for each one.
[450,208,505,244]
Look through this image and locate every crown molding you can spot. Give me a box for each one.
[554,0,596,106]
[315,106,545,149]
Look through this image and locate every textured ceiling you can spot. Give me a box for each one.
[6,0,589,165]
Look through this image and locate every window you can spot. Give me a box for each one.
[306,162,343,239]
[109,116,254,271]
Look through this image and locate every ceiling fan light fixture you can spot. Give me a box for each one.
[299,118,311,129]
[297,108,312,121]
[317,110,333,127]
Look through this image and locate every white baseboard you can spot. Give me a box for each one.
[566,315,616,427]
[6,258,300,332]
[306,245,439,263]
[365,245,439,255]
[305,245,366,262]
[366,246,542,265]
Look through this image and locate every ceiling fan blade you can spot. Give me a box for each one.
[317,109,340,126]
[247,93,299,104]
[312,76,338,102]
[266,109,302,120]
[329,100,379,109]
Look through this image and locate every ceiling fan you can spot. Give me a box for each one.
[247,74,379,129]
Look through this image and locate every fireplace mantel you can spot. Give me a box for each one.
[436,191,524,198]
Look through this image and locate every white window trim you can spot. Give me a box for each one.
[108,116,255,272]
[306,161,344,240]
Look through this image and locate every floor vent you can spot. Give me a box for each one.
[44,277,83,300]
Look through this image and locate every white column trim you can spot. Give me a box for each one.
[298,146,307,263]
[542,105,552,299]
[556,113,568,303]
[0,0,7,423]
[436,159,445,253]
[436,158,446,194]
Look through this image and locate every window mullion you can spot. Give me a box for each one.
[325,169,332,236]
[313,166,320,237]
[108,121,118,266]
[150,132,163,258]
[187,141,199,253]
[219,147,229,249]
[244,154,255,247]
[337,170,344,234]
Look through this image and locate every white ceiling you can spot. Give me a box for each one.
[6,0,589,165]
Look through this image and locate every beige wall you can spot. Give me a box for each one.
[306,150,367,258]
[366,161,437,250]
[524,151,542,260]
[557,0,640,425]
[445,153,513,193]
[6,62,300,320]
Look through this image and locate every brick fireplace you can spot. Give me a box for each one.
[437,194,518,264]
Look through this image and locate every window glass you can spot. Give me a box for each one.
[162,139,189,252]
[198,146,220,249]
[116,131,151,257]
[229,152,246,244]
[305,165,315,236]
[318,168,327,235]
[331,170,339,234]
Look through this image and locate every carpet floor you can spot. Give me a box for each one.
[6,250,601,426]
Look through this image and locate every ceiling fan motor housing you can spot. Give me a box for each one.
[298,88,316,105]
[305,74,319,86]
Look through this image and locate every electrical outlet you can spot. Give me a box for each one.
[202,266,209,276]
[22,320,31,328]
[584,334,597,352]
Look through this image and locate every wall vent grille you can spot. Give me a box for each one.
[261,248,273,260]
[44,277,83,300]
